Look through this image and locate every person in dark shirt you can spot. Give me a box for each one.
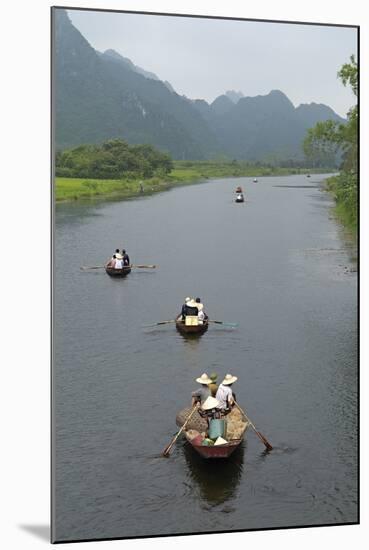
[185,298,199,316]
[122,249,130,266]
[181,297,191,320]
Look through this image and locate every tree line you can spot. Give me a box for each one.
[303,55,358,230]
[55,139,173,179]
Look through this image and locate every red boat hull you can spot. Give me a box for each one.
[187,438,243,459]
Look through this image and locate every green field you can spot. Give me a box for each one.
[55,161,332,202]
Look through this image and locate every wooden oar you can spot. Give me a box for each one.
[162,406,198,457]
[80,264,156,271]
[130,264,156,269]
[143,320,176,328]
[234,402,273,451]
[208,320,238,327]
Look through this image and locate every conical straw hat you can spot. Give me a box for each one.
[201,396,220,410]
[222,373,238,385]
[195,373,212,385]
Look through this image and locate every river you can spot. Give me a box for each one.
[53,174,358,541]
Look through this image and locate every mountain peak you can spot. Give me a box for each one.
[103,48,124,61]
[225,90,244,103]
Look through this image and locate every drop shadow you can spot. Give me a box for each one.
[19,524,50,542]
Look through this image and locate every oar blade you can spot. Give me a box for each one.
[256,430,273,451]
[143,320,175,328]
[209,320,238,327]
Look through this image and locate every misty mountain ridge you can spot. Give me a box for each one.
[55,9,345,161]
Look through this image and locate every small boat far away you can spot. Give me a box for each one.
[253,178,258,183]
[235,193,244,203]
[307,174,311,178]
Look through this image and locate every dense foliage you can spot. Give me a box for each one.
[55,139,173,179]
[303,56,358,231]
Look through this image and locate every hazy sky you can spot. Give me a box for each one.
[68,9,357,117]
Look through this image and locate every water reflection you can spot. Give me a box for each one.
[183,440,245,505]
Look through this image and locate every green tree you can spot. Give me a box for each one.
[303,55,357,230]
[303,55,357,174]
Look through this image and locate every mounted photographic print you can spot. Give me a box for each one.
[51,6,359,543]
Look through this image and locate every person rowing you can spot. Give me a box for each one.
[180,297,199,322]
[191,373,212,406]
[215,373,238,412]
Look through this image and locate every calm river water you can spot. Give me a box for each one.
[53,174,358,542]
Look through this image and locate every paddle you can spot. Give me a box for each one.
[80,264,156,271]
[162,406,198,457]
[208,320,238,328]
[234,402,273,451]
[143,320,176,328]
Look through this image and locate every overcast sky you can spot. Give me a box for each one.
[68,9,357,118]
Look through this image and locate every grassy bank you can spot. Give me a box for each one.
[55,161,333,202]
[325,174,357,236]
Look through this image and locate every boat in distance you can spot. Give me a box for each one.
[105,265,132,277]
[235,193,245,203]
[175,316,209,335]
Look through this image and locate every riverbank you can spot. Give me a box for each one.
[324,174,357,240]
[55,161,332,202]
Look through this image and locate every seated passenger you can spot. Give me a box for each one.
[215,374,238,411]
[114,256,124,269]
[122,249,130,266]
[208,373,218,397]
[114,249,123,260]
[191,373,212,406]
[198,396,221,426]
[181,297,191,321]
[106,254,117,268]
[185,298,199,316]
[196,297,208,321]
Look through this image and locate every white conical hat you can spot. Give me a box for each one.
[115,253,123,259]
[201,396,220,410]
[222,373,238,385]
[195,373,212,385]
[214,436,228,446]
[187,299,198,308]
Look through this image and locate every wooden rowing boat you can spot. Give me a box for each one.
[177,406,249,459]
[105,265,132,277]
[175,316,209,335]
